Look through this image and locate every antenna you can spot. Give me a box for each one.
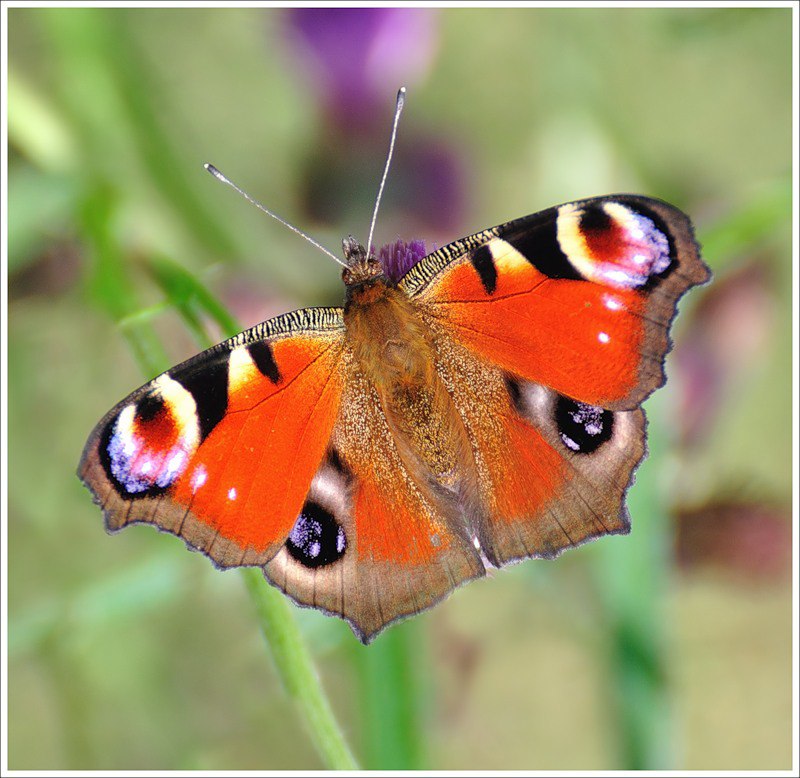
[203,163,347,268]
[365,86,406,260]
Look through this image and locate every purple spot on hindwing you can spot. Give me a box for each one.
[286,502,347,568]
[555,396,614,455]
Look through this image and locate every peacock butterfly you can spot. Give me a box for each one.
[78,90,710,643]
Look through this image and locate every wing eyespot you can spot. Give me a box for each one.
[503,375,615,456]
[285,501,347,568]
[554,396,614,454]
[556,200,675,290]
[99,377,201,498]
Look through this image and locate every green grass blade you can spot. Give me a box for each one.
[41,8,238,259]
[590,394,672,768]
[145,253,242,340]
[242,569,359,770]
[356,619,427,769]
[80,183,170,376]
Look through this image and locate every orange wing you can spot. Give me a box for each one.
[401,195,710,410]
[426,324,645,568]
[79,308,346,568]
[80,305,485,643]
[395,196,708,568]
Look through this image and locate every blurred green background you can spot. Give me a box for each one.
[6,6,794,771]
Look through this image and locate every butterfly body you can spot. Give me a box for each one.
[345,268,470,487]
[80,194,709,642]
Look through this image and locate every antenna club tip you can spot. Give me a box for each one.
[204,163,226,182]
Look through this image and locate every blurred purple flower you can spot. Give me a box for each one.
[282,7,466,241]
[388,138,467,237]
[378,238,427,283]
[286,8,439,131]
[297,130,466,241]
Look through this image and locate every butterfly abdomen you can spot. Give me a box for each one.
[344,280,475,489]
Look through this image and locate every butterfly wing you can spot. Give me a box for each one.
[262,346,485,643]
[399,195,708,565]
[426,325,645,566]
[79,308,347,569]
[401,195,710,410]
[80,305,484,642]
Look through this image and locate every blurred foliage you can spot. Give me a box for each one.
[6,6,794,771]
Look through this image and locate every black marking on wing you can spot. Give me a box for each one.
[555,396,614,455]
[136,393,165,422]
[504,375,524,413]
[171,355,229,441]
[502,209,583,280]
[286,501,347,568]
[469,244,498,294]
[579,201,613,232]
[327,447,352,478]
[247,341,282,384]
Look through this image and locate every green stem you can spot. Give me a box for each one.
[357,619,427,769]
[591,394,672,768]
[241,569,359,770]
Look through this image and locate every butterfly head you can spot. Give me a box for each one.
[341,235,385,287]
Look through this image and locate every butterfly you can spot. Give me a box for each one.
[78,103,709,643]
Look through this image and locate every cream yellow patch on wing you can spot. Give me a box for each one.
[602,201,640,238]
[555,202,594,279]
[228,345,258,393]
[152,374,200,446]
[485,237,529,274]
[114,403,138,450]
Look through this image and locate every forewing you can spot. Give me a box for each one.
[79,308,346,568]
[401,195,710,410]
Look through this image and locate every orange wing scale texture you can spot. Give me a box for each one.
[351,467,457,566]
[431,260,646,407]
[487,412,567,523]
[170,339,344,552]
